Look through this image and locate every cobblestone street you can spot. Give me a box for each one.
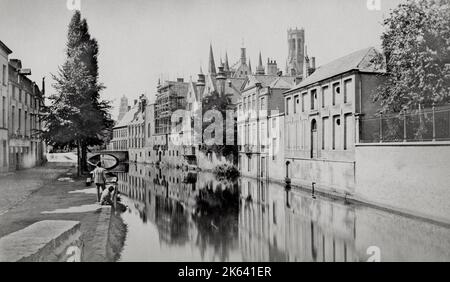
[0,162,125,261]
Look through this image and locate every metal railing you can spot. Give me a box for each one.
[360,105,450,143]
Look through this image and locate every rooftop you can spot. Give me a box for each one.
[115,104,139,128]
[0,40,12,55]
[287,47,385,93]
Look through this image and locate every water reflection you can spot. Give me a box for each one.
[115,163,450,262]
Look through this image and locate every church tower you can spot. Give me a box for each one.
[118,95,129,121]
[232,47,252,78]
[286,28,305,77]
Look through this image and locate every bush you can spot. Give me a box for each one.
[213,164,240,180]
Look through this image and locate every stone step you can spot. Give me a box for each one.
[0,220,82,262]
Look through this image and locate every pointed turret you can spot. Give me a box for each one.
[256,52,265,75]
[224,52,230,77]
[216,63,226,96]
[197,66,206,95]
[240,47,246,65]
[208,44,216,76]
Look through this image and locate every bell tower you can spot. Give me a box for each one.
[286,28,305,77]
[118,95,129,121]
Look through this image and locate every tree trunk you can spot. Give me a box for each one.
[77,141,81,177]
[81,142,88,174]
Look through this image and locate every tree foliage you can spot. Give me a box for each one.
[42,11,113,171]
[374,0,450,113]
[194,90,237,158]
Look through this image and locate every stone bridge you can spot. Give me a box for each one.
[87,150,129,171]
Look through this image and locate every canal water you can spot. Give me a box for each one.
[112,163,450,262]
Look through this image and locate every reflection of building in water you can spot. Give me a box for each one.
[117,165,450,262]
[239,176,357,262]
[117,164,240,260]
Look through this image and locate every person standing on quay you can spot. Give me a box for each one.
[92,162,107,202]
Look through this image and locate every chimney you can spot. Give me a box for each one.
[9,59,22,70]
[267,59,278,76]
[311,57,316,70]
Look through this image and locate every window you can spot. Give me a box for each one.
[248,156,251,172]
[301,92,307,112]
[260,97,265,110]
[24,111,27,136]
[344,114,353,150]
[311,89,317,110]
[322,117,330,150]
[332,83,340,106]
[18,108,21,132]
[343,79,353,104]
[2,140,6,166]
[322,86,329,108]
[332,116,341,150]
[2,65,6,86]
[2,97,5,128]
[19,89,22,102]
[11,106,15,132]
[294,95,299,114]
[286,97,291,115]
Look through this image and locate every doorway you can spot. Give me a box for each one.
[311,119,318,158]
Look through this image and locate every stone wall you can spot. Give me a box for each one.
[354,143,450,224]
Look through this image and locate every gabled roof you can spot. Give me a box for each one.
[225,78,246,105]
[243,75,296,91]
[268,76,296,89]
[0,40,12,54]
[187,80,200,102]
[287,47,385,93]
[115,104,139,128]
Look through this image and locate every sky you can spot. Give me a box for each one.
[0,0,404,119]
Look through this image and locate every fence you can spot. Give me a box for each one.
[360,105,450,143]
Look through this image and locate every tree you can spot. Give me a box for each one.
[42,11,113,175]
[374,0,450,113]
[193,90,237,160]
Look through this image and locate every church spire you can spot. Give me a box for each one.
[208,44,216,76]
[256,52,265,75]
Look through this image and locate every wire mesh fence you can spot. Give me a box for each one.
[360,105,450,143]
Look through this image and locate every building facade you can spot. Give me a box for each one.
[128,95,147,163]
[110,100,139,151]
[283,47,385,196]
[3,52,45,171]
[237,72,295,183]
[0,40,12,172]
